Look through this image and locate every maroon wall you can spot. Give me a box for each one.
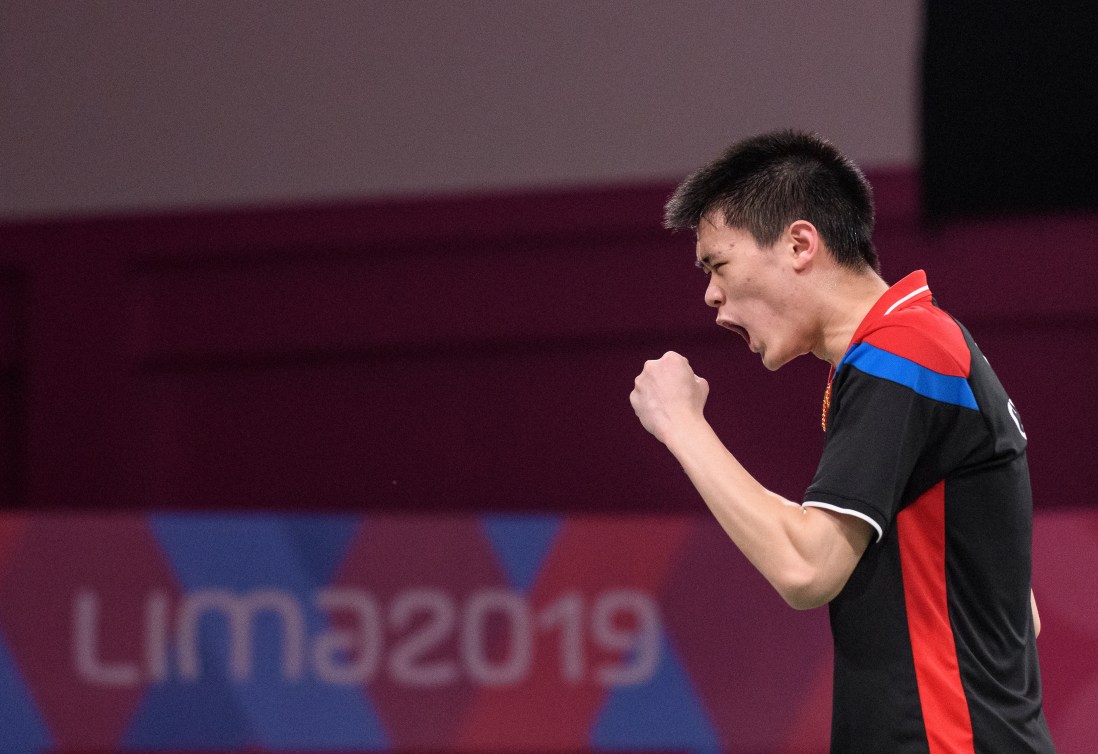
[0,170,1094,513]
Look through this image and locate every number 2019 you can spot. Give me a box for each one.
[317,588,662,688]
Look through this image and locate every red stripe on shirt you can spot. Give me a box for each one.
[861,311,972,378]
[846,270,971,378]
[897,481,976,753]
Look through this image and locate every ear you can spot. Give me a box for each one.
[788,220,821,272]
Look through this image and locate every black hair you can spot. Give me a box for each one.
[664,130,879,272]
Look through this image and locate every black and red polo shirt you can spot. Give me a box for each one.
[804,271,1056,753]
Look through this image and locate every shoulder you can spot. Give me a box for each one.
[857,303,971,378]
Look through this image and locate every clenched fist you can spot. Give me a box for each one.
[630,351,709,444]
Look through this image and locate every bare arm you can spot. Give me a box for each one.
[631,352,872,609]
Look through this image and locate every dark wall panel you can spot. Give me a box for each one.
[0,271,26,505]
[922,3,1098,218]
[0,173,1095,513]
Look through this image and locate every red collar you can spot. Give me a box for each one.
[849,270,932,345]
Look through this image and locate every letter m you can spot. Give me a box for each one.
[177,589,305,681]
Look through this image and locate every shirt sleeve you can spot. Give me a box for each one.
[803,364,942,542]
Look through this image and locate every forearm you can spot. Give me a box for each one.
[664,417,860,608]
[629,351,867,607]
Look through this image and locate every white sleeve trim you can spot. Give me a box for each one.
[803,501,884,543]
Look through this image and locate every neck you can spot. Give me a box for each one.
[813,268,889,366]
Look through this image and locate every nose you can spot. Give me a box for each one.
[705,278,724,309]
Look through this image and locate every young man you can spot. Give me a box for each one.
[629,131,1056,753]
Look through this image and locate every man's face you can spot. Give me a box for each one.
[695,213,808,371]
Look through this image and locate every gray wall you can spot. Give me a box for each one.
[0,0,921,220]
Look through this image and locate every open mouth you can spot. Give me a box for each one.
[725,322,750,345]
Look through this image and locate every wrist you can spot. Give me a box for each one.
[661,414,715,456]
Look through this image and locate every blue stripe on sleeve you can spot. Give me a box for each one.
[839,342,978,410]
